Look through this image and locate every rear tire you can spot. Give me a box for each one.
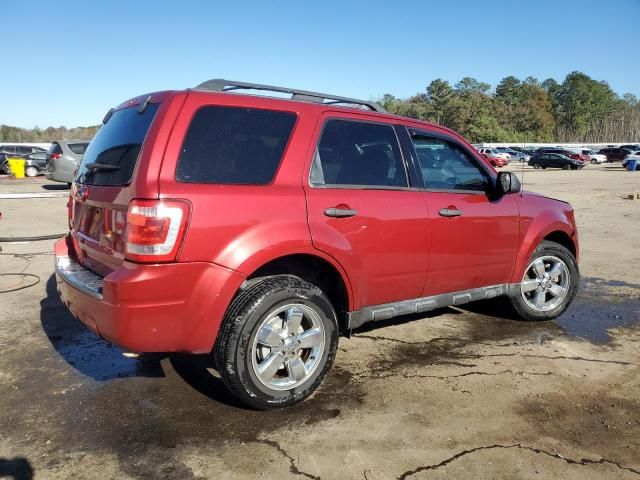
[590,159,597,164]
[1,162,10,175]
[508,240,579,321]
[533,163,541,169]
[214,275,339,409]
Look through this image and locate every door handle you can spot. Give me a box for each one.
[324,207,357,218]
[439,208,463,217]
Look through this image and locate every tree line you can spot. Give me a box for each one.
[2,71,638,145]
[0,124,100,143]
[380,71,639,144]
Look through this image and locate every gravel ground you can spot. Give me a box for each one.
[0,164,638,479]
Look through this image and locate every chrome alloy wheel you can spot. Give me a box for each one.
[521,255,570,312]
[251,304,325,391]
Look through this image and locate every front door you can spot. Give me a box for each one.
[406,128,520,296]
[303,114,429,309]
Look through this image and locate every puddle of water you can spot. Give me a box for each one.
[459,277,640,344]
[555,277,640,344]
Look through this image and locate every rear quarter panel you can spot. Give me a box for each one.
[157,92,343,277]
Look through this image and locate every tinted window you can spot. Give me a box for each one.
[76,103,159,186]
[68,143,88,155]
[410,132,489,192]
[310,119,407,187]
[176,106,296,184]
[48,143,63,155]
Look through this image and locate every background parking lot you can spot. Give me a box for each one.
[0,163,638,479]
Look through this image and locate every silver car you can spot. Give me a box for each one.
[45,140,90,184]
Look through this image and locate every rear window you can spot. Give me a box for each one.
[48,143,63,155]
[176,106,297,184]
[68,143,88,155]
[76,103,159,186]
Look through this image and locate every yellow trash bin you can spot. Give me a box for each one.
[7,157,26,179]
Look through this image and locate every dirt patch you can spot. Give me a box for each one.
[516,390,640,467]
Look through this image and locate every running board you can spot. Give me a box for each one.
[347,284,515,330]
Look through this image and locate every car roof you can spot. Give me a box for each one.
[118,84,466,141]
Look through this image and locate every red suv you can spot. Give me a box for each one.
[54,79,580,409]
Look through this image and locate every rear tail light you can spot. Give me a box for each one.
[124,199,190,263]
[48,153,61,160]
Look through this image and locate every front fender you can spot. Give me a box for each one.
[511,196,577,284]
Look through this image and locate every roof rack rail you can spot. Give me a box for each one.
[194,79,386,113]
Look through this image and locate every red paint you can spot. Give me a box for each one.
[55,88,579,353]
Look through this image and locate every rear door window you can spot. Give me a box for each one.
[310,119,407,188]
[76,103,159,186]
[68,143,88,155]
[176,106,297,184]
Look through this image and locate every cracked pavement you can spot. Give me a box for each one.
[1,166,639,479]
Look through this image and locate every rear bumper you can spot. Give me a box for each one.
[46,158,74,183]
[54,237,246,353]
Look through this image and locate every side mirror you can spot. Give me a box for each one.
[496,171,521,195]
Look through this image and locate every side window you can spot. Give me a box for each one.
[410,132,489,192]
[310,119,407,188]
[177,106,297,185]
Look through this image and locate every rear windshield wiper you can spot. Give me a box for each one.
[85,162,120,171]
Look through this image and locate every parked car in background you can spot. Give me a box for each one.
[580,149,607,164]
[496,147,530,162]
[622,151,640,171]
[619,144,640,152]
[479,152,509,167]
[597,147,633,162]
[536,148,588,163]
[21,151,49,177]
[45,140,90,184]
[53,79,580,409]
[477,148,510,160]
[1,144,47,174]
[529,153,585,170]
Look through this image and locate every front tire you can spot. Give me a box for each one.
[508,240,579,321]
[214,275,338,409]
[25,166,38,177]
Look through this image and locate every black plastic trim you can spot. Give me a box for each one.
[347,284,513,329]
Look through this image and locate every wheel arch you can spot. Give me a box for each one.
[543,230,577,257]
[511,220,578,284]
[241,252,354,334]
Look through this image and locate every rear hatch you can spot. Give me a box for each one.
[70,97,166,276]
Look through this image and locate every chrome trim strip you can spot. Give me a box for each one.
[55,255,104,300]
[347,284,510,330]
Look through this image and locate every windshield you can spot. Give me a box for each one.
[76,103,159,185]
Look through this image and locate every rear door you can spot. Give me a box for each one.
[405,127,519,296]
[304,113,429,309]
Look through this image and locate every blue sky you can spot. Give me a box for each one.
[2,0,639,128]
